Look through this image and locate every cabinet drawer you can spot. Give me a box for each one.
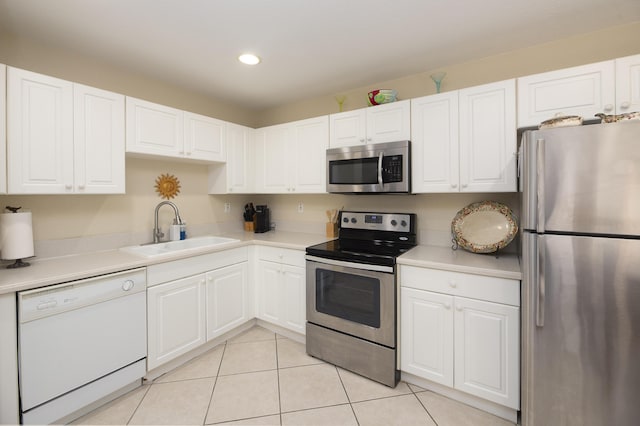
[257,246,305,268]
[400,265,519,306]
[148,247,248,286]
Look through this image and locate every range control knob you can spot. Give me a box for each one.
[401,220,407,227]
[343,217,349,223]
[351,217,357,223]
[390,219,397,226]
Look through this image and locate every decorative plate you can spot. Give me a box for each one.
[451,201,518,253]
[539,115,583,129]
[155,173,181,199]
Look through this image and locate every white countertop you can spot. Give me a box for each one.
[0,231,521,295]
[0,231,329,295]
[398,245,521,280]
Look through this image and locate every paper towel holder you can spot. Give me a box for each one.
[2,206,34,269]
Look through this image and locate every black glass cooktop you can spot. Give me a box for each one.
[306,238,416,267]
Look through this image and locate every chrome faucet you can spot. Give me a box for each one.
[153,201,183,243]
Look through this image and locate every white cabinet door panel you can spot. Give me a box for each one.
[257,260,281,324]
[147,274,206,370]
[184,111,225,162]
[126,97,183,157]
[411,93,459,192]
[206,263,248,340]
[291,116,328,193]
[401,288,454,386]
[366,100,411,144]
[459,79,516,192]
[281,265,305,334]
[0,65,5,194]
[517,61,616,127]
[329,109,366,148]
[615,54,640,114]
[255,125,289,193]
[7,67,73,193]
[74,84,125,194]
[454,297,519,409]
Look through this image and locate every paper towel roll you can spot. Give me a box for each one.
[0,211,35,260]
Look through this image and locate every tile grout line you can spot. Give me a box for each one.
[274,334,284,425]
[202,341,228,426]
[125,381,151,425]
[410,387,439,426]
[334,365,361,426]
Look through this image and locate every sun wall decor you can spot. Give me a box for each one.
[154,173,181,199]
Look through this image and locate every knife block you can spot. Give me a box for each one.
[244,221,254,232]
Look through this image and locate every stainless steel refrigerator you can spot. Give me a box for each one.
[520,121,640,426]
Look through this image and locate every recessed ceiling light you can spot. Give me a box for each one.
[238,53,261,65]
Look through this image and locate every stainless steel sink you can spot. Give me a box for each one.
[120,236,240,257]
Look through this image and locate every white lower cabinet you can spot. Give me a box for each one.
[147,274,206,371]
[256,247,306,334]
[205,262,249,341]
[400,265,520,410]
[146,247,248,370]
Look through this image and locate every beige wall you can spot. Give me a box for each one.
[0,32,258,127]
[256,21,640,127]
[0,22,639,248]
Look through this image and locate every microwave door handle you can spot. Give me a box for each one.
[377,152,384,187]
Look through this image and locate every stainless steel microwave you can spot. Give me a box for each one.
[326,140,410,193]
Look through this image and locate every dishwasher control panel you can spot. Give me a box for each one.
[18,268,146,323]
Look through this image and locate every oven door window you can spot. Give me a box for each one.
[315,268,380,328]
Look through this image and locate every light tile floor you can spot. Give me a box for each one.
[72,325,516,425]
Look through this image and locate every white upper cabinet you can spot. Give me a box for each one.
[74,84,125,194]
[0,64,6,194]
[290,115,329,193]
[517,61,616,127]
[255,115,328,193]
[184,111,226,162]
[615,54,640,114]
[126,96,184,158]
[329,100,410,148]
[411,92,459,192]
[459,79,517,192]
[7,67,125,194]
[127,97,228,163]
[411,80,516,193]
[208,122,254,194]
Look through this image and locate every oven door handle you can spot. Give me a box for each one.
[306,255,394,273]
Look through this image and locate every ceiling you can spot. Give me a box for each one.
[1,0,639,111]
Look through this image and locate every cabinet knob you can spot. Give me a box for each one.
[200,279,205,285]
[208,276,213,282]
[77,184,85,190]
[456,305,463,311]
[604,104,614,112]
[462,183,468,188]
[448,280,457,288]
[620,101,631,110]
[359,138,365,142]
[444,303,451,310]
[229,188,233,192]
[65,184,73,190]
[451,183,457,189]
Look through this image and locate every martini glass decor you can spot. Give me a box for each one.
[430,71,446,93]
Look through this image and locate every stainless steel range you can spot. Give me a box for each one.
[305,210,417,387]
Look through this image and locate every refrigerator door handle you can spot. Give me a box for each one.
[536,138,545,233]
[536,235,545,327]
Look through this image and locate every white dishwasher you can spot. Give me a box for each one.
[18,268,147,425]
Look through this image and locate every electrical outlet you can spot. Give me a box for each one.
[297,202,304,213]
[224,202,231,213]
